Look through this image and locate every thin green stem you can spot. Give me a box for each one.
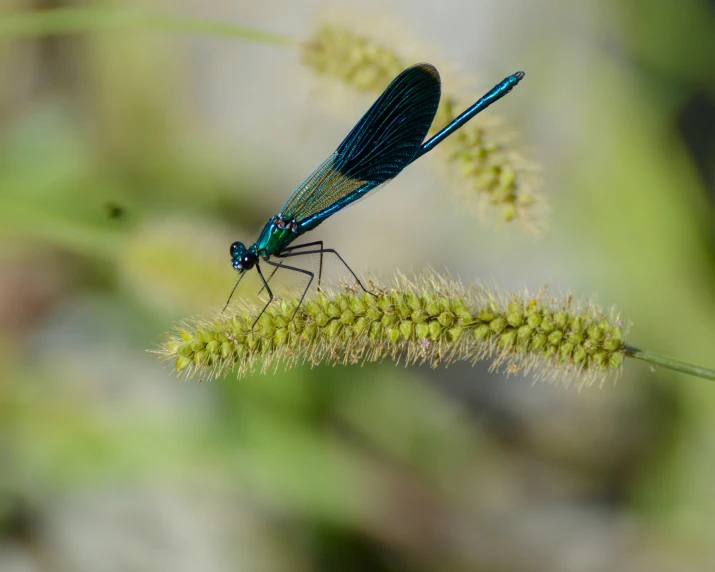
[625,344,715,382]
[0,7,298,45]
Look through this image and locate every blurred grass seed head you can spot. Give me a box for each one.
[301,22,544,234]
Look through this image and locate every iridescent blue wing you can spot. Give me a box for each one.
[280,63,441,231]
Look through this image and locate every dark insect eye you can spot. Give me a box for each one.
[241,253,256,270]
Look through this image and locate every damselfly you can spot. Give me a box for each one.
[227,63,524,324]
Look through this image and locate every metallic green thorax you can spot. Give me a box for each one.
[252,216,299,258]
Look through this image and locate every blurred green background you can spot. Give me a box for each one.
[2,0,715,570]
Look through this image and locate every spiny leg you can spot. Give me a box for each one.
[256,242,325,296]
[276,246,375,297]
[223,270,248,313]
[257,261,283,296]
[275,240,326,289]
[252,264,274,329]
[264,258,314,322]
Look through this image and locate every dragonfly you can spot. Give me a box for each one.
[227,63,524,324]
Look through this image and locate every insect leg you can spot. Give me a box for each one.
[223,271,248,313]
[278,240,326,288]
[257,262,284,296]
[256,242,326,295]
[253,263,275,329]
[264,258,314,322]
[276,247,375,297]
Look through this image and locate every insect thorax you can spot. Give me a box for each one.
[253,215,300,257]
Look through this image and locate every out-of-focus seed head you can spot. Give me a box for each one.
[300,19,546,234]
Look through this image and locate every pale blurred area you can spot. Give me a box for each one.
[2,0,715,571]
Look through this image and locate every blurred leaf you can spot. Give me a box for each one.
[0,6,296,45]
[0,107,123,257]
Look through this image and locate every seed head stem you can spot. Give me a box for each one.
[624,345,715,382]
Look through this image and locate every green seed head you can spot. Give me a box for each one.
[155,271,627,387]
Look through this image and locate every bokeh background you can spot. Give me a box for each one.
[2,0,715,570]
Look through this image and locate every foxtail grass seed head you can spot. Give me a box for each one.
[301,22,546,234]
[156,272,627,387]
[302,24,404,93]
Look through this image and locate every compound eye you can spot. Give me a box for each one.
[230,242,242,256]
[241,254,256,270]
